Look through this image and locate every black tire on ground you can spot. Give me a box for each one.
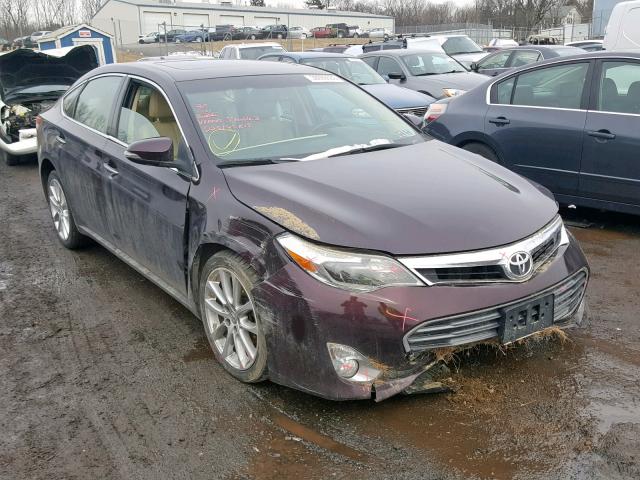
[337,32,344,38]
[1,149,20,166]
[46,170,87,249]
[250,34,256,40]
[462,142,499,163]
[353,33,359,38]
[199,251,268,383]
[277,33,283,39]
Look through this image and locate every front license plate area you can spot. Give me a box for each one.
[500,294,554,344]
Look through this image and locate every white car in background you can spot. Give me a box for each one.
[368,27,392,39]
[30,31,51,43]
[219,42,286,60]
[139,32,159,44]
[604,0,640,51]
[289,26,310,39]
[427,34,489,67]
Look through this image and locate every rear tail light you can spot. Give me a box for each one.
[35,115,43,130]
[425,103,447,124]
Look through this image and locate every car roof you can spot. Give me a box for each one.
[361,48,443,57]
[494,45,584,53]
[93,59,321,83]
[233,42,282,49]
[489,51,640,80]
[276,51,351,59]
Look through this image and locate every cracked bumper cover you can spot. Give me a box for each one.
[0,134,37,155]
[252,233,589,401]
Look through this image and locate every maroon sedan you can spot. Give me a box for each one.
[37,60,589,401]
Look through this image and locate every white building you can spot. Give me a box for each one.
[91,0,395,45]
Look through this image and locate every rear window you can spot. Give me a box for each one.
[239,46,284,60]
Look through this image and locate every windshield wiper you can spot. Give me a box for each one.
[441,70,464,74]
[218,158,299,168]
[325,142,404,158]
[414,72,438,76]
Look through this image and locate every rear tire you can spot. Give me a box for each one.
[277,33,283,39]
[199,251,268,383]
[46,170,87,249]
[462,142,499,163]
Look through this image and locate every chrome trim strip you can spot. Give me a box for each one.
[402,267,589,353]
[398,215,567,286]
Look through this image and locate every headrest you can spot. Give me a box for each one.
[148,90,173,119]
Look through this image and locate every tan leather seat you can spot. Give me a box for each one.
[148,90,181,158]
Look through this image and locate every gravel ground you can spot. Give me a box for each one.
[1,158,639,480]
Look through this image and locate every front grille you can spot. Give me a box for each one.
[404,269,588,353]
[417,265,504,283]
[554,270,587,322]
[406,310,501,351]
[399,215,567,285]
[532,228,561,264]
[396,106,428,117]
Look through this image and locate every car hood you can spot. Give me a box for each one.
[361,84,435,109]
[223,141,559,255]
[450,52,489,65]
[0,46,99,103]
[411,72,488,93]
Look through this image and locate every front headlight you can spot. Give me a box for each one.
[276,233,423,292]
[442,88,466,98]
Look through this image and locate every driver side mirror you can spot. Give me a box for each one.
[470,62,479,72]
[125,137,174,167]
[388,72,406,80]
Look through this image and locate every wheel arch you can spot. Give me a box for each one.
[39,157,56,195]
[452,132,505,164]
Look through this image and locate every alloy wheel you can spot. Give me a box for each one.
[48,178,71,241]
[204,268,259,371]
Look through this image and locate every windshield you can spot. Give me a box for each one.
[181,73,422,163]
[300,58,386,85]
[239,46,285,60]
[442,36,483,55]
[401,53,466,76]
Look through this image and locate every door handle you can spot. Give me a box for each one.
[489,117,510,125]
[103,162,119,176]
[55,135,66,145]
[587,130,616,141]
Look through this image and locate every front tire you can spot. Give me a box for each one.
[46,171,86,249]
[199,251,268,383]
[462,142,499,163]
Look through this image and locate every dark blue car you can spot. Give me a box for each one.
[425,52,640,215]
[258,51,435,116]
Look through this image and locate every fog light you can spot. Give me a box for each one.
[327,343,381,383]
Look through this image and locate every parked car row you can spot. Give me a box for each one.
[144,23,395,44]
[34,56,590,402]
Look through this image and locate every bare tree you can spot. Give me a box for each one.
[82,0,104,22]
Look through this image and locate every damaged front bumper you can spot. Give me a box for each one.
[0,130,37,155]
[253,235,589,401]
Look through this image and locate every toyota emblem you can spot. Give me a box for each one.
[507,251,533,279]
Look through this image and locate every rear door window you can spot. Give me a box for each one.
[596,60,640,114]
[508,63,589,109]
[73,76,123,134]
[479,50,511,69]
[509,50,541,68]
[376,57,403,76]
